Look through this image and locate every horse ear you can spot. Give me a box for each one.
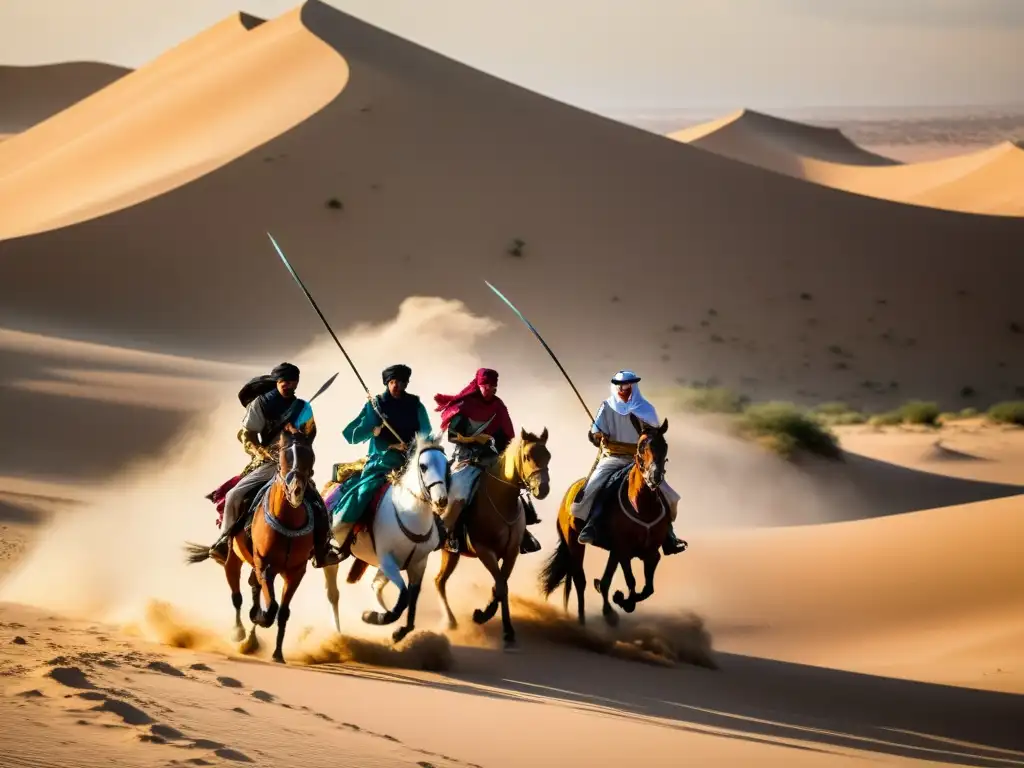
[629,413,642,435]
[659,418,668,435]
[520,426,528,441]
[539,427,548,444]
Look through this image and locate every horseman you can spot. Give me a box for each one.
[208,362,343,568]
[571,369,687,555]
[434,367,541,555]
[329,363,443,558]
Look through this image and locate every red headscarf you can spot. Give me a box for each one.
[434,368,513,438]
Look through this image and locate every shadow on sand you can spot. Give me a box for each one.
[297,630,1023,766]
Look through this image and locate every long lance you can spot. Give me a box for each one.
[266,232,404,445]
[483,281,601,502]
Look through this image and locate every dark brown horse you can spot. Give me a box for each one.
[539,414,670,626]
[184,425,316,663]
[435,428,551,650]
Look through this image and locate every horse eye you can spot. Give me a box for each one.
[419,463,428,471]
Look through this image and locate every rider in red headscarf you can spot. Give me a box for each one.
[433,368,540,554]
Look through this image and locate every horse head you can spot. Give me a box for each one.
[629,414,668,490]
[403,433,450,515]
[277,425,315,508]
[517,427,551,499]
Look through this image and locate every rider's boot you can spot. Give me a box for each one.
[433,515,448,551]
[661,523,688,556]
[443,501,463,554]
[521,494,541,526]
[576,515,598,545]
[310,502,344,568]
[519,530,542,554]
[332,521,355,561]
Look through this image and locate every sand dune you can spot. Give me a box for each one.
[0,62,129,134]
[670,110,1024,216]
[670,108,901,168]
[2,4,1023,412]
[0,10,346,238]
[1,2,1022,765]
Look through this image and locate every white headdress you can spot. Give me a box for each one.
[605,370,659,426]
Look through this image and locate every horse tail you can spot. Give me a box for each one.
[182,542,211,565]
[538,527,571,598]
[346,559,369,584]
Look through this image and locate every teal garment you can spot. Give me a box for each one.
[329,396,432,525]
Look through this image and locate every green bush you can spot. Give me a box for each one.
[987,401,1024,426]
[869,410,903,427]
[738,402,842,460]
[897,400,941,426]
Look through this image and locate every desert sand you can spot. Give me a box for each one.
[669,109,1024,216]
[1,1,1022,765]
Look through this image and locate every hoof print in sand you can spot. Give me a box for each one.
[250,689,275,702]
[189,663,213,672]
[145,660,185,677]
[46,665,96,689]
[216,676,244,688]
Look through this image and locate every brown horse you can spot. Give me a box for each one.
[539,414,670,626]
[435,428,551,650]
[184,425,316,663]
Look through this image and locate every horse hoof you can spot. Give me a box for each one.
[249,607,259,624]
[472,609,488,625]
[446,619,458,631]
[622,601,636,614]
[239,633,259,655]
[272,653,285,664]
[612,590,626,606]
[232,626,246,642]
[602,609,619,627]
[503,638,519,653]
[392,627,411,644]
[362,610,380,625]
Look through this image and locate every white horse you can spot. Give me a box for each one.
[323,433,450,643]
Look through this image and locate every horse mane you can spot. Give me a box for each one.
[494,428,550,473]
[389,432,445,484]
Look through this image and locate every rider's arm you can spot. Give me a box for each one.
[342,400,380,444]
[589,402,609,445]
[240,398,270,457]
[447,413,477,443]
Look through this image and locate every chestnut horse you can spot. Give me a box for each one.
[184,426,316,663]
[434,428,551,650]
[539,414,670,626]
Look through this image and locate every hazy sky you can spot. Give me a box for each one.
[0,0,1021,111]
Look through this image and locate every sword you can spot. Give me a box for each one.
[483,280,602,502]
[266,232,404,445]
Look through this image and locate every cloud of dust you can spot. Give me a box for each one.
[0,294,860,655]
[452,596,717,670]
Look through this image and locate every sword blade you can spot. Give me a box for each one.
[266,231,403,443]
[484,280,594,425]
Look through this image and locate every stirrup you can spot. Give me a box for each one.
[520,530,541,554]
[444,535,460,554]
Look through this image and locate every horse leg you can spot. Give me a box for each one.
[241,570,261,655]
[272,566,306,663]
[323,564,341,634]
[568,533,587,626]
[471,546,503,627]
[594,551,620,627]
[224,544,246,641]
[391,556,426,644]
[634,550,661,604]
[372,570,389,611]
[497,542,521,650]
[361,552,408,626]
[434,548,461,631]
[612,557,639,613]
[254,556,279,629]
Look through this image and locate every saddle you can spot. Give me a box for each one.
[583,465,633,551]
[354,480,391,541]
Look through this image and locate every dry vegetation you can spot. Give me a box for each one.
[667,385,1024,461]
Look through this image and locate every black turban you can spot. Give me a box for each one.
[271,362,300,381]
[382,364,411,385]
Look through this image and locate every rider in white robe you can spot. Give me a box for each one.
[570,370,687,555]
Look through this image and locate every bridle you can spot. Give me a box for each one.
[403,444,449,507]
[634,433,666,491]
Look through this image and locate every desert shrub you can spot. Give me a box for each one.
[672,386,748,414]
[827,411,867,425]
[987,401,1024,426]
[737,402,842,460]
[868,410,903,427]
[897,400,940,426]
